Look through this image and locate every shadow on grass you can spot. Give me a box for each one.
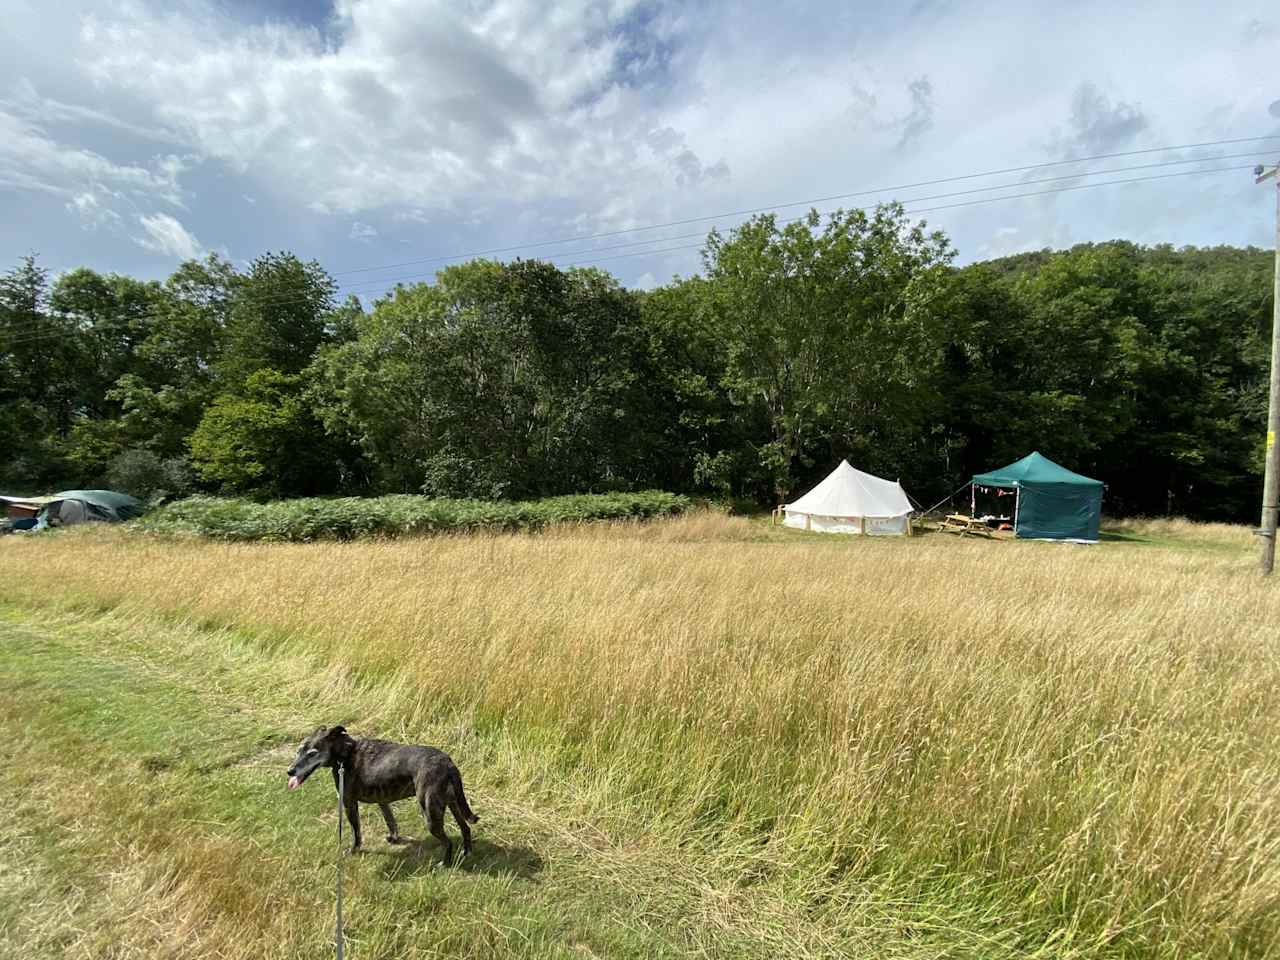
[372,836,544,881]
[1098,529,1153,544]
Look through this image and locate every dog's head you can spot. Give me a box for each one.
[286,725,353,791]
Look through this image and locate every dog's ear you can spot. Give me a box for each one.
[328,725,354,757]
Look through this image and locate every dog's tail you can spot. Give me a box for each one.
[451,767,479,823]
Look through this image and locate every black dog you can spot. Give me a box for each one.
[287,725,478,862]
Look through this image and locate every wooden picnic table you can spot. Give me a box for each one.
[939,513,993,537]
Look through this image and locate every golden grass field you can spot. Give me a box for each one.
[1,513,1277,958]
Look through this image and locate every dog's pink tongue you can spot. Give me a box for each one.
[288,775,300,791]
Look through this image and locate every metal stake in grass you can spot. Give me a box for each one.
[336,764,345,960]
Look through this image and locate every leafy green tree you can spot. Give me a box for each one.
[636,278,764,498]
[940,242,1273,520]
[0,255,56,408]
[188,369,343,498]
[184,253,353,498]
[48,269,161,414]
[108,254,235,461]
[701,205,954,499]
[106,448,196,503]
[1012,243,1149,464]
[927,263,1031,491]
[39,268,166,479]
[0,255,77,486]
[314,259,659,498]
[1105,244,1271,518]
[326,294,365,345]
[218,252,338,385]
[2,233,1273,521]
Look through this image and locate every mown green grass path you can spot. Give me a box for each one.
[0,605,705,959]
[6,602,1031,960]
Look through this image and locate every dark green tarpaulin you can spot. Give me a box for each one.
[39,489,145,525]
[972,452,1103,542]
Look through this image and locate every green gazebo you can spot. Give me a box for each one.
[971,452,1103,542]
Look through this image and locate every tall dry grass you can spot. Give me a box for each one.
[2,513,1277,956]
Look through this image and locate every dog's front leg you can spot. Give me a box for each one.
[344,799,363,853]
[379,803,406,844]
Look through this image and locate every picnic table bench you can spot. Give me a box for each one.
[939,513,994,537]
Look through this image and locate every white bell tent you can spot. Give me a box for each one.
[781,460,915,535]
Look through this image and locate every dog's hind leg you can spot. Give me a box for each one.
[419,791,453,864]
[379,803,406,844]
[447,796,473,857]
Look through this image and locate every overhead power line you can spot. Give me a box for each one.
[553,162,1262,270]
[0,153,1269,347]
[323,152,1275,295]
[6,138,1271,331]
[330,134,1280,279]
[0,159,1261,344]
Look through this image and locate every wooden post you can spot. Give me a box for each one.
[859,516,866,535]
[1256,159,1280,573]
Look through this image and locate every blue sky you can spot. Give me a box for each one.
[2,1,1278,304]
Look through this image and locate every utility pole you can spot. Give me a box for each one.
[1256,156,1280,575]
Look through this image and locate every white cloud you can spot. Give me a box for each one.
[68,0,733,229]
[134,212,203,259]
[976,226,1035,259]
[349,221,378,243]
[394,208,433,225]
[2,0,1279,282]
[0,109,188,205]
[66,191,123,230]
[2,78,184,145]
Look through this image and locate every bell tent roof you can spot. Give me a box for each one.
[785,460,913,518]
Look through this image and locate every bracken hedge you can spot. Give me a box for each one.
[134,491,691,542]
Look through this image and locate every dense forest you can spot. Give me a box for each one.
[1,203,1273,522]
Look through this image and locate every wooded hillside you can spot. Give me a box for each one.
[2,206,1272,521]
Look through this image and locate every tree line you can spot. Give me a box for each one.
[1,204,1273,522]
